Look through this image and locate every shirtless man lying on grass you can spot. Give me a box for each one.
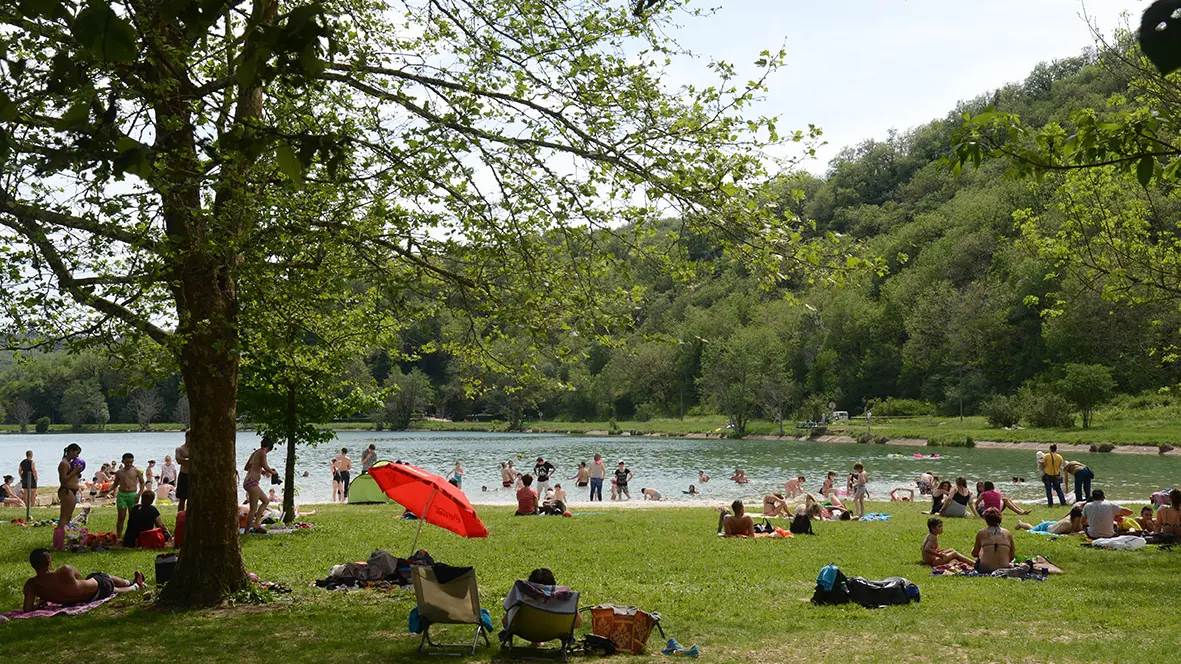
[718,499,755,537]
[22,549,144,612]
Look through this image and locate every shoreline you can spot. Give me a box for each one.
[5,426,1177,455]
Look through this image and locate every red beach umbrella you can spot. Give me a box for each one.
[367,461,488,551]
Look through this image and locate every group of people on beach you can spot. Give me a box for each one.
[497,454,664,516]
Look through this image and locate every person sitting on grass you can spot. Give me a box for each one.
[972,508,1015,573]
[22,549,144,612]
[515,474,538,516]
[890,488,915,502]
[1157,489,1181,537]
[1137,506,1157,533]
[1081,489,1132,539]
[123,492,171,548]
[717,499,755,537]
[762,493,788,516]
[922,517,974,566]
[975,481,1032,516]
[1,475,26,507]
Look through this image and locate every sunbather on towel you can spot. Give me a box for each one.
[22,549,144,612]
[972,509,1015,573]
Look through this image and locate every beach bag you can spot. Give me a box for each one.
[790,512,814,535]
[811,564,849,605]
[138,528,167,550]
[846,576,916,607]
[174,511,186,548]
[590,604,664,654]
[752,518,775,534]
[155,554,178,584]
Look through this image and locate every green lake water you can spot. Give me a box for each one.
[4,431,1179,506]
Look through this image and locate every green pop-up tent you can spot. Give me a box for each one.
[348,471,392,504]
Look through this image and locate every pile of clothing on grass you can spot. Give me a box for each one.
[929,556,1064,580]
[314,549,433,591]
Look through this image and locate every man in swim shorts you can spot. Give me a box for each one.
[335,448,352,500]
[22,549,144,611]
[112,453,145,539]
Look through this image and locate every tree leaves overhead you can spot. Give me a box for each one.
[70,2,138,62]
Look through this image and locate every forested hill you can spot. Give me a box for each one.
[5,47,1179,430]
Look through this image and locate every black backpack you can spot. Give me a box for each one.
[810,566,849,605]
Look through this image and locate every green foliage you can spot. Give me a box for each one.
[1056,363,1116,429]
[60,378,107,431]
[874,435,889,445]
[1096,443,1115,453]
[1017,387,1075,429]
[856,433,872,444]
[383,369,434,431]
[867,398,935,417]
[34,416,49,434]
[980,395,1021,428]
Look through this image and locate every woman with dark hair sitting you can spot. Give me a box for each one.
[972,508,1015,573]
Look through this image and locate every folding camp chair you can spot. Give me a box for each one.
[500,580,580,662]
[412,565,490,656]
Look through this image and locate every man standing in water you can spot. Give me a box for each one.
[174,431,191,512]
[614,461,632,500]
[533,457,556,499]
[112,453,145,539]
[19,450,37,507]
[57,444,84,529]
[336,448,352,500]
[588,453,605,501]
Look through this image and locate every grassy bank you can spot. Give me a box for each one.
[1,503,1177,662]
[825,415,1180,446]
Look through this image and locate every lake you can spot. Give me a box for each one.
[3,431,1178,506]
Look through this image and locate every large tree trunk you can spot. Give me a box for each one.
[158,270,248,605]
[283,383,297,524]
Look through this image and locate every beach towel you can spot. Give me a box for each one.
[1088,535,1147,551]
[3,594,116,620]
[859,513,891,522]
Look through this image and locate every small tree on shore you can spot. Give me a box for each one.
[128,389,165,431]
[1057,363,1116,429]
[10,399,33,433]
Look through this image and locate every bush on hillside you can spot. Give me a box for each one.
[867,398,936,417]
[1018,387,1074,428]
[874,436,890,445]
[1096,443,1115,453]
[35,417,50,434]
[981,395,1020,428]
[808,426,827,438]
[856,433,872,444]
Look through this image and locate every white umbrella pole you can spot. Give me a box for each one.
[409,488,438,556]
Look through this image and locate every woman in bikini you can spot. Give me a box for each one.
[57,444,84,527]
[925,480,952,514]
[940,476,976,518]
[330,458,342,502]
[243,437,276,533]
[1158,489,1181,536]
[972,508,1015,573]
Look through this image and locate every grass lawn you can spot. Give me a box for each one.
[1,502,1177,663]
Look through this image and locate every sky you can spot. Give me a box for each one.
[667,0,1144,171]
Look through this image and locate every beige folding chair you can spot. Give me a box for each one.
[412,565,490,656]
